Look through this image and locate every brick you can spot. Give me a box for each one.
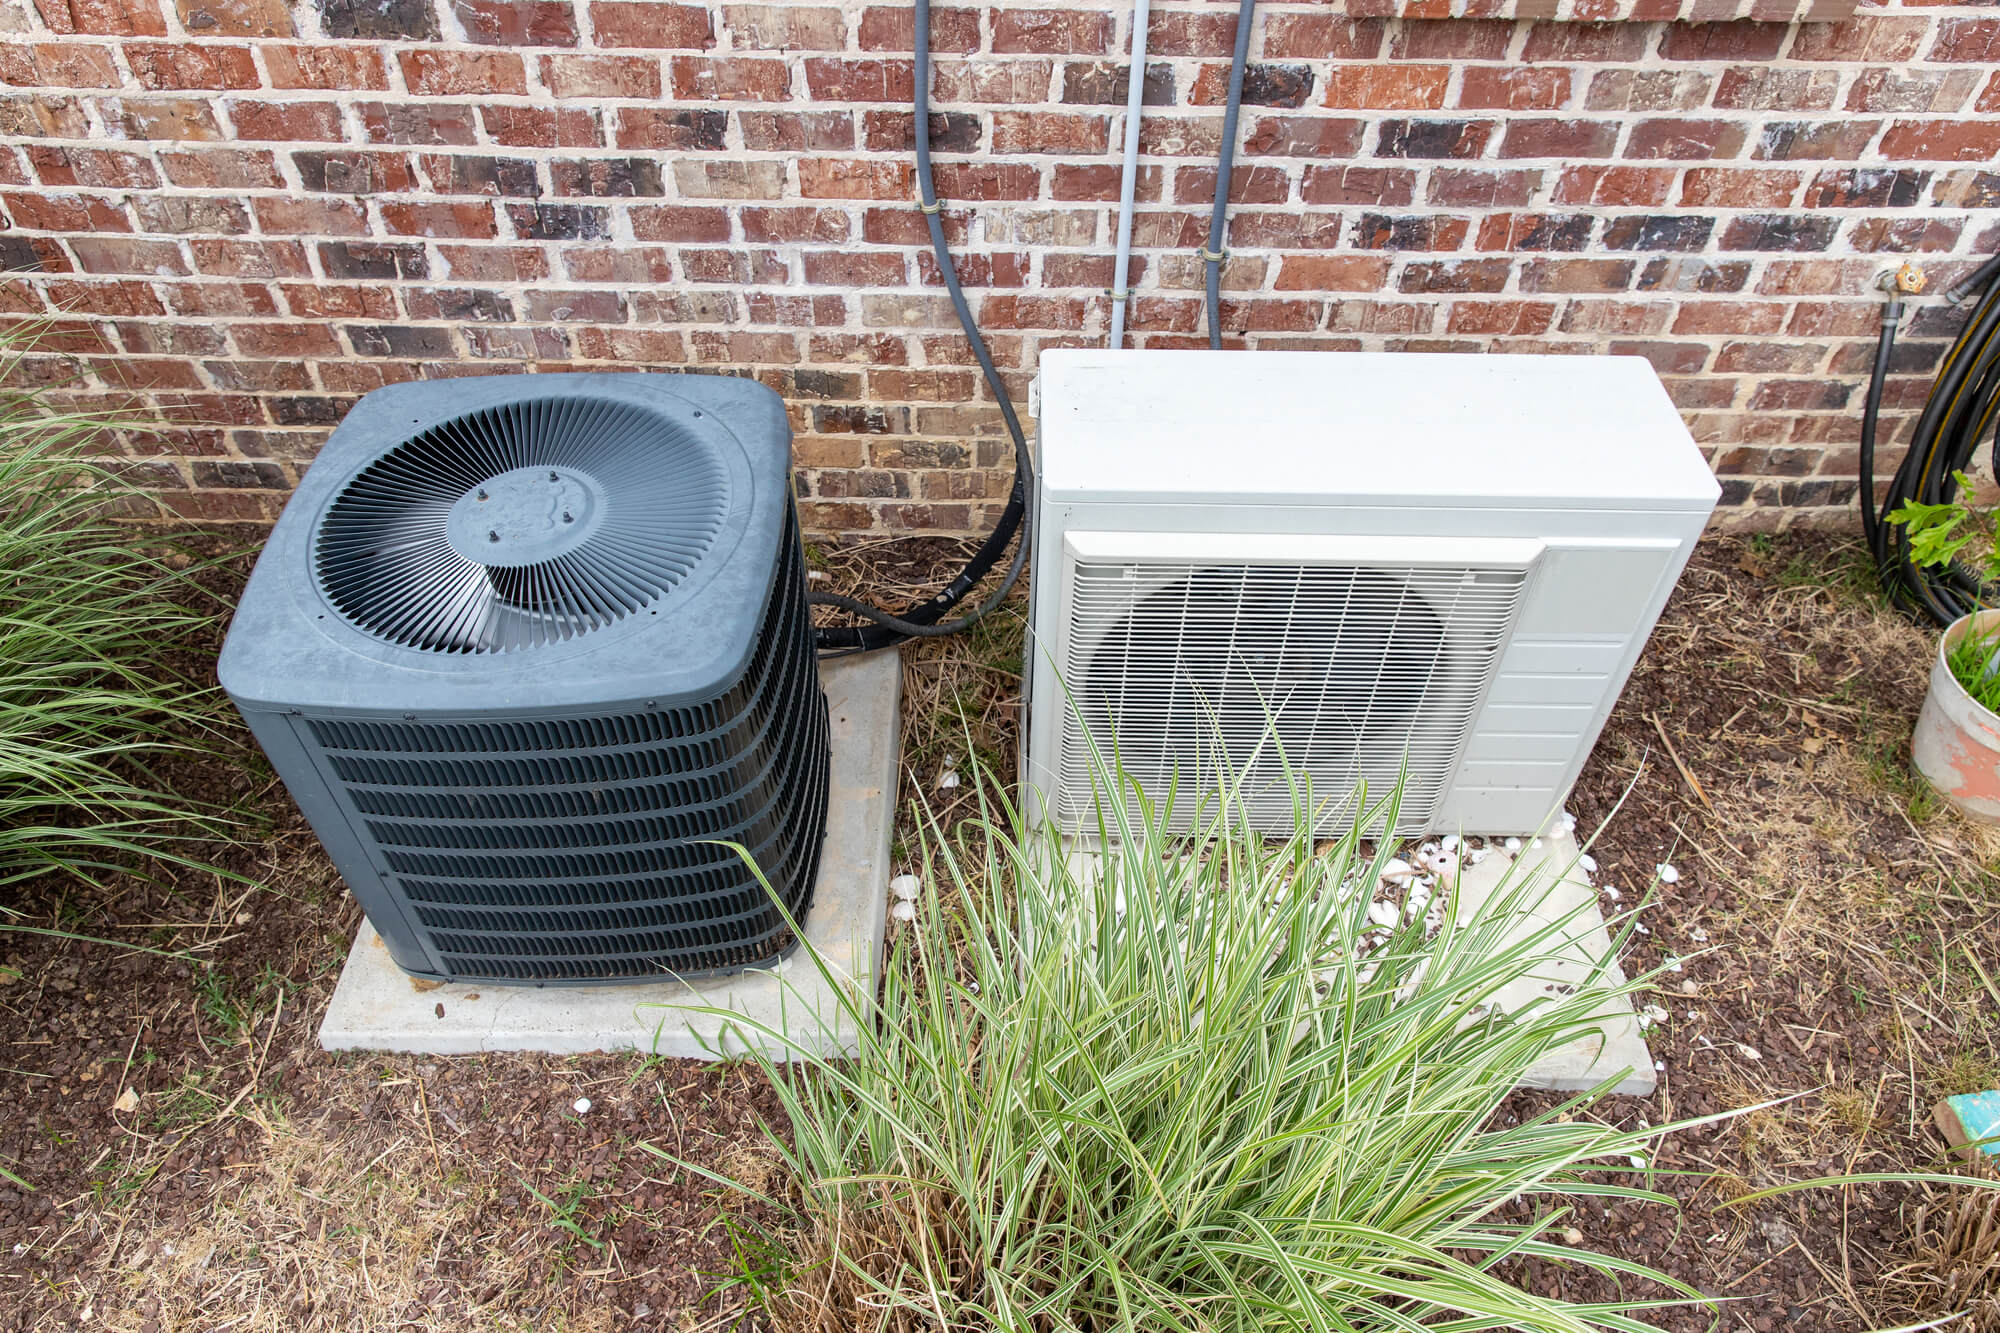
[1456,67,1568,111]
[724,5,845,50]
[549,157,664,197]
[39,0,169,35]
[1880,121,2000,163]
[1624,118,1747,160]
[741,206,847,243]
[1929,18,2000,63]
[5,192,130,232]
[349,324,457,358]
[132,195,250,233]
[191,238,310,276]
[1174,164,1286,206]
[1803,168,1927,209]
[797,157,914,200]
[0,42,122,88]
[674,159,786,198]
[1398,259,1510,294]
[1353,213,1469,251]
[1190,63,1315,110]
[252,196,368,236]
[931,58,1051,105]
[1428,168,1539,208]
[857,5,977,53]
[1713,66,1838,112]
[803,57,910,102]
[589,2,714,48]
[277,282,394,317]
[861,111,975,154]
[70,237,188,274]
[1473,213,1592,252]
[0,96,91,138]
[480,105,600,147]
[293,150,416,194]
[931,162,1041,201]
[318,0,440,40]
[543,55,660,99]
[1519,258,1636,294]
[1320,63,1448,110]
[1500,120,1618,159]
[454,0,578,45]
[124,42,260,89]
[1637,257,1750,293]
[992,112,1108,155]
[1376,119,1494,159]
[1389,19,1510,61]
[421,153,540,197]
[1299,165,1413,206]
[399,50,529,96]
[1244,116,1366,157]
[1061,60,1175,108]
[1846,68,1979,116]
[1521,22,1648,63]
[381,200,499,237]
[318,239,428,280]
[1754,120,1879,161]
[506,202,608,240]
[1260,14,1381,61]
[1602,215,1713,251]
[229,100,345,142]
[672,55,791,101]
[100,97,223,139]
[1658,22,1788,62]
[613,107,729,150]
[439,243,546,279]
[1719,214,1837,252]
[1584,69,1710,113]
[27,146,158,189]
[625,206,729,240]
[1447,301,1556,335]
[175,0,291,37]
[1670,299,1785,334]
[1677,168,1801,209]
[1847,218,1962,254]
[1791,18,1928,63]
[1050,163,1157,202]
[755,110,858,151]
[802,251,904,287]
[992,9,1111,55]
[263,44,386,88]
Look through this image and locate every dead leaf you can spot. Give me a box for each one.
[409,977,444,994]
[112,1087,139,1115]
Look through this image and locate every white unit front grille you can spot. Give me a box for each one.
[1057,554,1529,836]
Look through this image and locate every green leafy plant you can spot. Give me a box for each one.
[1888,474,2000,711]
[647,736,1752,1332]
[0,331,228,901]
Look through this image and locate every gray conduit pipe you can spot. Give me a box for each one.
[1108,0,1150,350]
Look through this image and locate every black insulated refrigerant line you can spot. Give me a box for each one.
[1862,254,2000,626]
[810,0,1033,656]
[1202,0,1257,349]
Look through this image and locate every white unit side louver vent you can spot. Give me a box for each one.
[1025,351,1722,839]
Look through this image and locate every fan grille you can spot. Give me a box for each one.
[1059,559,1527,836]
[315,394,729,654]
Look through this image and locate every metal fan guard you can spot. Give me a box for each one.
[314,395,729,655]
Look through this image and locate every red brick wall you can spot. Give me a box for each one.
[1,0,1996,528]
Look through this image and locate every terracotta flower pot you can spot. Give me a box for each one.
[1913,608,2000,825]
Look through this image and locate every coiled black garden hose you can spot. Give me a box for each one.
[811,0,1033,656]
[1863,255,2000,626]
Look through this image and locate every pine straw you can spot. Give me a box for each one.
[1884,1177,2000,1330]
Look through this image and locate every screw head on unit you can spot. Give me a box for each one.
[488,530,500,542]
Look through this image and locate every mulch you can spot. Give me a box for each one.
[0,526,1994,1330]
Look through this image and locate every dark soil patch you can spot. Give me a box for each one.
[0,526,1992,1330]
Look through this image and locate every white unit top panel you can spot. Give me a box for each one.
[1037,350,1721,512]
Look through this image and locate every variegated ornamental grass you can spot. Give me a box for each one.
[653,740,1747,1332]
[0,331,226,896]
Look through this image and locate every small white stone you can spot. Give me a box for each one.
[11,1244,25,1256]
[890,899,917,923]
[1656,863,1680,884]
[1633,921,1650,935]
[1426,850,1458,877]
[1602,886,1622,902]
[1529,837,1543,850]
[1627,1154,1647,1170]
[1367,900,1399,929]
[1559,810,1578,833]
[806,569,828,582]
[1440,835,1460,851]
[1679,979,1698,995]
[573,1097,592,1115]
[1688,926,1708,943]
[1665,957,1683,973]
[1736,1044,1762,1061]
[1637,1004,1669,1030]
[1653,1060,1666,1072]
[935,769,960,790]
[1467,848,1489,866]
[1562,1227,1584,1246]
[1504,837,1523,853]
[1579,853,1597,874]
[890,873,922,901]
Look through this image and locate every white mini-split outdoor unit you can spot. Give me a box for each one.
[1024,350,1721,838]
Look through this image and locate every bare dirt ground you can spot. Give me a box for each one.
[1,528,1996,1331]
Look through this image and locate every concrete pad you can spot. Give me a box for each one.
[1463,826,1656,1097]
[318,650,900,1062]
